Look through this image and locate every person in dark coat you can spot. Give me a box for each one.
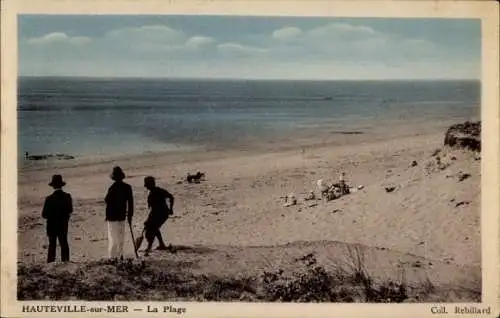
[42,175,73,263]
[104,166,134,259]
[143,176,174,256]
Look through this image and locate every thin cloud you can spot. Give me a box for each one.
[310,23,376,36]
[266,22,447,63]
[272,26,303,41]
[185,36,216,50]
[98,25,217,56]
[27,32,92,45]
[217,42,268,57]
[104,25,186,44]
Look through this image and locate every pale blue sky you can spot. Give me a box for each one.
[18,16,481,80]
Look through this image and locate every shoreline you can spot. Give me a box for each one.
[18,115,479,173]
[18,131,442,187]
[19,125,448,173]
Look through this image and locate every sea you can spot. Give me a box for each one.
[18,77,480,163]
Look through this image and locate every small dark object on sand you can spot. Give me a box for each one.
[296,253,317,266]
[431,149,441,157]
[385,186,396,193]
[455,201,470,207]
[187,172,206,183]
[297,252,315,262]
[334,131,364,135]
[55,154,75,160]
[410,160,418,167]
[412,261,422,268]
[458,173,471,182]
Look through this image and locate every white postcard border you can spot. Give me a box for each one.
[1,1,499,317]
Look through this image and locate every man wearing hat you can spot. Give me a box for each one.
[104,166,134,259]
[42,174,73,263]
[143,176,174,256]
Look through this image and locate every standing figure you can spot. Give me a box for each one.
[338,172,349,195]
[143,176,174,256]
[104,166,134,260]
[42,175,73,263]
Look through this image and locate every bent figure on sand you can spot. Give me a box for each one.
[143,176,175,256]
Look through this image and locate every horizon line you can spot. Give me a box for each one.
[17,75,481,82]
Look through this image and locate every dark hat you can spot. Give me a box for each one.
[111,166,126,181]
[144,176,156,187]
[49,175,66,188]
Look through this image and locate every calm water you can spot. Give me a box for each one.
[18,77,480,161]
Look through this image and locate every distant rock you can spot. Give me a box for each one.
[455,201,470,208]
[385,186,396,193]
[457,172,471,182]
[25,152,75,161]
[444,121,481,152]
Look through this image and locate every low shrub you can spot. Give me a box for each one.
[17,251,479,302]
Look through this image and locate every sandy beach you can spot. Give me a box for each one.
[5,9,494,308]
[17,129,481,300]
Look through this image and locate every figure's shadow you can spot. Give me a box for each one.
[159,245,216,255]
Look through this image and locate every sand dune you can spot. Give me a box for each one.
[17,131,481,301]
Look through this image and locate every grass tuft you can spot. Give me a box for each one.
[17,250,480,302]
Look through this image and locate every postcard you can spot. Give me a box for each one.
[1,0,499,317]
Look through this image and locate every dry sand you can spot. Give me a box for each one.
[17,131,481,296]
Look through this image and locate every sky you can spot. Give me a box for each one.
[18,15,481,80]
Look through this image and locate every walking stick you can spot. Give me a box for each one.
[128,221,139,259]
